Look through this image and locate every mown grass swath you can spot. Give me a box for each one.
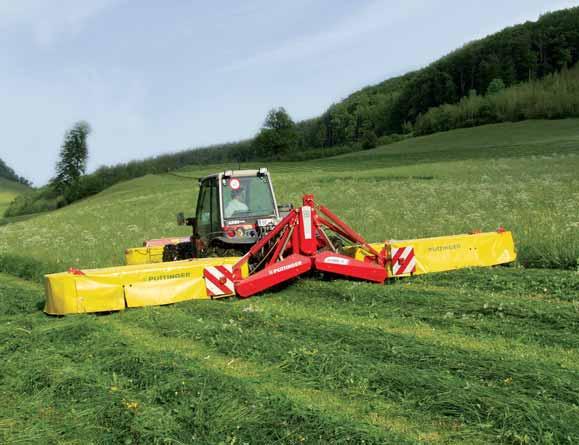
[1,264,577,444]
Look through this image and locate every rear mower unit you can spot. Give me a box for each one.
[44,194,516,315]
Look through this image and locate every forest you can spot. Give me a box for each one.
[297,6,579,148]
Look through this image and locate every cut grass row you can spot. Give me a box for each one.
[1,267,577,444]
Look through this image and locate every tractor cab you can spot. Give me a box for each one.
[200,168,278,221]
[170,168,285,259]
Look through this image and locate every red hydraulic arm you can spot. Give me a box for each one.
[233,194,387,298]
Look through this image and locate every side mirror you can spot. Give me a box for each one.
[176,212,185,226]
[185,217,196,227]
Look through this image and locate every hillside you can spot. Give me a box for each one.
[8,7,579,220]
[101,6,579,168]
[413,63,579,136]
[0,119,577,274]
[0,157,31,217]
[0,157,30,186]
[0,177,29,217]
[0,120,577,444]
[296,7,579,147]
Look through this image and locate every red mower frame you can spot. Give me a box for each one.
[232,194,389,298]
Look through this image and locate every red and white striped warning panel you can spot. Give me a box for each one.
[203,265,235,297]
[391,246,416,276]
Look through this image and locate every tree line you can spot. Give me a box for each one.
[296,7,579,148]
[5,7,579,217]
[0,158,31,186]
[413,64,579,136]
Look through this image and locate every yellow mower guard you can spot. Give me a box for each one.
[344,230,516,276]
[44,257,248,315]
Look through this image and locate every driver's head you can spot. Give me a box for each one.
[231,188,244,201]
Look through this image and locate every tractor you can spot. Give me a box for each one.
[162,168,291,261]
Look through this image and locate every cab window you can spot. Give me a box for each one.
[210,179,220,230]
[222,176,275,219]
[196,180,212,234]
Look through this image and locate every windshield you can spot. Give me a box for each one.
[222,175,276,219]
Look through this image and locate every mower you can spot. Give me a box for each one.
[44,168,517,314]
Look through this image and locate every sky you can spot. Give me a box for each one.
[1,0,578,185]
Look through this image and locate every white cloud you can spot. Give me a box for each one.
[0,0,119,46]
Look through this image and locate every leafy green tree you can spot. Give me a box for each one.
[254,108,298,159]
[263,107,294,130]
[51,121,91,199]
[486,78,506,95]
[394,68,458,126]
[360,128,378,150]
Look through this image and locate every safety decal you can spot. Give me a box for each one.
[391,246,416,275]
[229,178,240,190]
[204,265,235,297]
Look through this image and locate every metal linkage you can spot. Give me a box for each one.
[232,194,388,298]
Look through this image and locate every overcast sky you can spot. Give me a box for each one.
[1,0,577,185]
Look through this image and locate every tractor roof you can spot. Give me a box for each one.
[199,168,269,182]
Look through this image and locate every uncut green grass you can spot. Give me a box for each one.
[0,119,579,444]
[0,119,577,271]
[1,268,577,444]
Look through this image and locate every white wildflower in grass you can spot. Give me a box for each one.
[0,125,577,270]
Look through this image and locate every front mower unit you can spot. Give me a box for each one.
[232,194,388,298]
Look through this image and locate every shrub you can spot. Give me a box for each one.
[4,187,62,217]
[415,64,579,136]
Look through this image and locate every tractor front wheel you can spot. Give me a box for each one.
[162,244,179,262]
[162,241,194,262]
[206,242,244,258]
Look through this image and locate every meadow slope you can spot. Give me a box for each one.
[0,119,577,272]
[0,120,578,444]
[0,177,28,217]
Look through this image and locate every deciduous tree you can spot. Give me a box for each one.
[51,121,91,200]
[254,108,298,159]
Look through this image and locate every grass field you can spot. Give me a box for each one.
[0,119,577,272]
[0,120,578,444]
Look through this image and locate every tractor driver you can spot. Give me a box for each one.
[225,187,249,217]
